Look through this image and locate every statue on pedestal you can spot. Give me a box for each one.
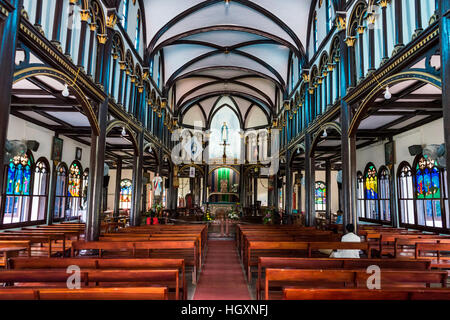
[152,172,163,205]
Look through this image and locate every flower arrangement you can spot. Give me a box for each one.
[227,203,241,221]
[263,207,275,224]
[203,209,213,222]
[228,211,240,220]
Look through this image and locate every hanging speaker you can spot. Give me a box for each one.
[408,145,422,156]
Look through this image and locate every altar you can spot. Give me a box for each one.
[206,192,239,218]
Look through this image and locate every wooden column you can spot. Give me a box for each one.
[130,132,144,226]
[285,150,292,215]
[64,0,76,56]
[357,27,365,80]
[339,28,355,229]
[46,160,57,225]
[380,1,389,64]
[304,133,315,226]
[113,157,122,219]
[34,0,43,29]
[393,0,404,53]
[86,99,108,241]
[368,18,375,72]
[325,160,331,222]
[414,0,423,35]
[297,172,303,214]
[253,174,258,207]
[77,10,89,68]
[203,165,209,205]
[0,0,22,217]
[440,0,450,229]
[51,0,64,45]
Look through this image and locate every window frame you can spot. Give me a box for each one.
[397,155,449,233]
[1,150,36,228]
[314,181,327,212]
[119,179,133,210]
[359,162,392,225]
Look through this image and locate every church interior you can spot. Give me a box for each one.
[0,0,449,303]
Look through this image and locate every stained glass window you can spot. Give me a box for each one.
[415,155,442,228]
[356,172,365,218]
[120,179,132,209]
[121,0,129,30]
[135,10,140,51]
[3,152,33,224]
[54,163,68,219]
[313,12,318,52]
[364,163,379,220]
[81,169,89,210]
[67,162,82,218]
[314,181,326,211]
[378,167,391,221]
[30,159,49,221]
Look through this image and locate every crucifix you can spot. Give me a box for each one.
[221,122,229,162]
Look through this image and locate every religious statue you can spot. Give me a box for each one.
[220,179,228,193]
[152,173,163,204]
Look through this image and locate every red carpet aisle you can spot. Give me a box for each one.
[193,240,251,300]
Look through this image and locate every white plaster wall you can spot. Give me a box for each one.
[7,115,91,170]
[356,118,445,173]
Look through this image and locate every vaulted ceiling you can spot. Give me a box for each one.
[143,0,313,126]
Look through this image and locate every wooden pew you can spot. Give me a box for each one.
[0,287,168,300]
[264,268,448,300]
[101,233,204,266]
[71,240,199,284]
[0,269,179,299]
[283,288,450,300]
[416,243,450,268]
[0,234,66,258]
[9,257,187,300]
[256,257,431,300]
[245,241,370,283]
[0,240,31,266]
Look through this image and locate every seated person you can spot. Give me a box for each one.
[330,224,361,259]
[335,210,343,224]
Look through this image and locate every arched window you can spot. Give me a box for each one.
[30,158,50,222]
[313,12,318,52]
[121,0,129,30]
[378,166,391,222]
[397,162,415,225]
[414,155,443,228]
[356,171,365,218]
[314,181,326,212]
[120,179,132,209]
[67,161,82,218]
[2,151,33,224]
[326,0,334,32]
[135,10,141,51]
[81,169,89,210]
[54,163,68,220]
[209,105,241,160]
[364,163,378,220]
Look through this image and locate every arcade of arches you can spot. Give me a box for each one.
[0,0,449,301]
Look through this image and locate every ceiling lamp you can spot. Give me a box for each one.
[322,129,328,138]
[62,84,70,97]
[121,127,127,137]
[225,0,230,7]
[384,86,392,100]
